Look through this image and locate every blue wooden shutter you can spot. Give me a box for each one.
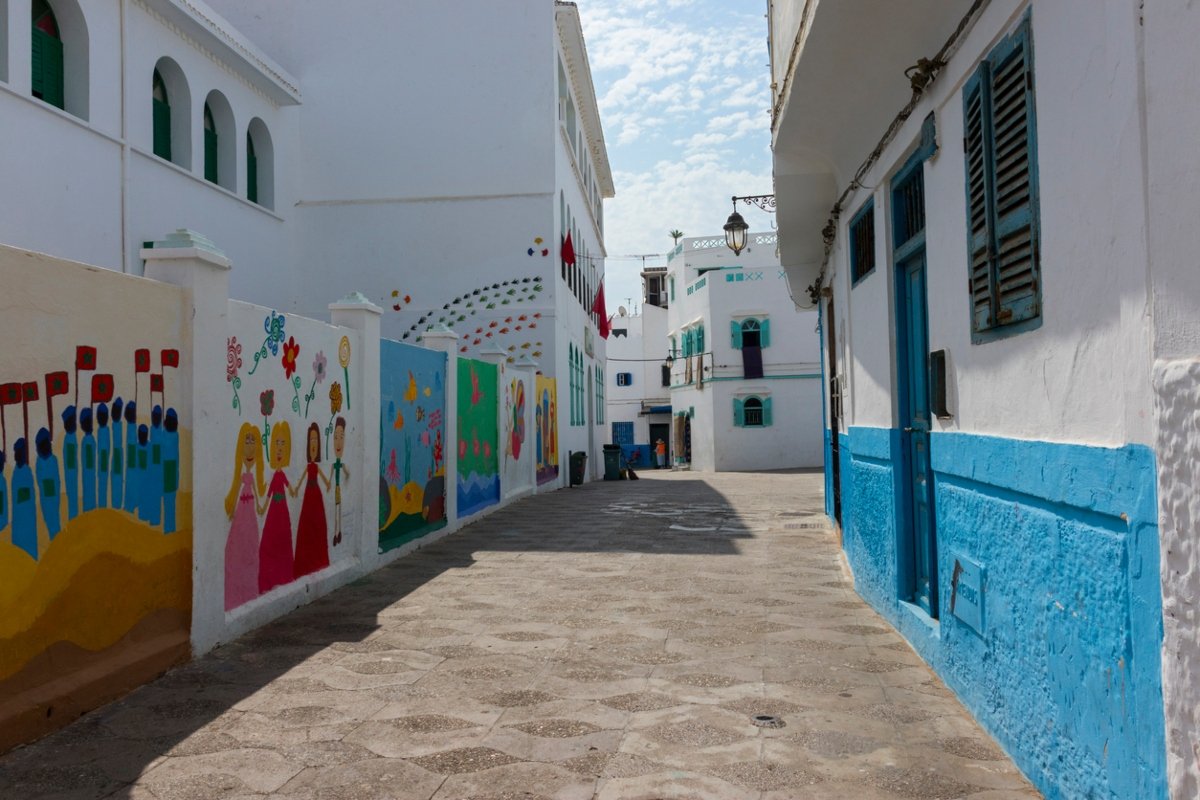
[763,396,773,427]
[733,398,744,427]
[730,320,742,349]
[963,63,994,333]
[760,319,771,348]
[988,19,1040,326]
[696,325,704,354]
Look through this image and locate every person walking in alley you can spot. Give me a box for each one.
[655,438,667,469]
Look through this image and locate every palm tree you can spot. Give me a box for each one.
[669,230,684,246]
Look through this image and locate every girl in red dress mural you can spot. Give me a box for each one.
[258,420,295,593]
[224,423,265,611]
[293,422,331,578]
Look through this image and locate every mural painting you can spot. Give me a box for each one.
[456,358,499,517]
[502,366,533,498]
[223,305,355,612]
[0,253,192,749]
[378,340,447,553]
[535,374,559,486]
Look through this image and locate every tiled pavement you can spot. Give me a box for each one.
[0,470,1040,799]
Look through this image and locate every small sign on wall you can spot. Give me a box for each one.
[950,553,985,635]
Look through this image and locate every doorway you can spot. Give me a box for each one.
[649,422,670,469]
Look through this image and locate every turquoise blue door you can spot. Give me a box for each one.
[897,253,937,616]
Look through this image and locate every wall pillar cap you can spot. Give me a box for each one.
[329,292,382,315]
[479,342,509,360]
[516,354,539,368]
[141,229,230,269]
[419,324,459,344]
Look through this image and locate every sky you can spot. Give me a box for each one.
[576,0,778,316]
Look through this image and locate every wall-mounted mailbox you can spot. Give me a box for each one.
[950,553,985,635]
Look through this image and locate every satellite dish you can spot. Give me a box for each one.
[617,305,628,317]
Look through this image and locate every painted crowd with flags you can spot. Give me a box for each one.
[1,344,182,561]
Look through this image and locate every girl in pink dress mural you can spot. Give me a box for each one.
[224,423,265,611]
[293,422,331,579]
[258,420,295,594]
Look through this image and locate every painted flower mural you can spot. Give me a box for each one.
[281,337,300,379]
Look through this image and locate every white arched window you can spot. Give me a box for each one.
[151,57,190,168]
[203,90,236,191]
[31,0,88,119]
[246,117,274,209]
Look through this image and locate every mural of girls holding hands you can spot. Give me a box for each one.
[224,423,265,611]
[331,417,349,546]
[293,422,331,578]
[258,421,295,593]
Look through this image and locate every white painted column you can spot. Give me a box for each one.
[141,230,230,656]
[329,293,382,573]
[419,326,459,529]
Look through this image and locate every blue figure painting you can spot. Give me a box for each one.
[123,401,138,514]
[136,424,151,524]
[0,449,8,534]
[110,397,124,509]
[96,402,111,508]
[11,439,37,559]
[35,427,62,540]
[146,406,164,526]
[61,405,79,521]
[162,408,179,534]
[80,407,96,513]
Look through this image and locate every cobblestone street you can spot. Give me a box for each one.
[0,471,1038,799]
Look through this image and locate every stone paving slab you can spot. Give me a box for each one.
[0,470,1041,799]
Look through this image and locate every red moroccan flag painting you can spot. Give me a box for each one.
[135,348,152,373]
[45,371,70,398]
[161,349,180,368]
[91,374,115,403]
[22,382,39,402]
[150,374,164,393]
[75,345,98,371]
[0,383,22,405]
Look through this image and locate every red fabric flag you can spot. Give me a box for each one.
[45,371,70,398]
[561,231,576,266]
[91,374,115,403]
[0,383,22,405]
[75,345,98,371]
[135,348,152,373]
[161,349,180,369]
[150,374,164,393]
[22,382,39,402]
[591,281,611,339]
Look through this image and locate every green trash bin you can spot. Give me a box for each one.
[569,450,587,486]
[602,444,622,481]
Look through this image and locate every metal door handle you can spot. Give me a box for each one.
[903,427,916,433]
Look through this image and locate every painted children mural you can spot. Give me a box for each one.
[502,370,532,498]
[220,307,355,611]
[96,402,111,508]
[378,341,447,552]
[456,358,499,517]
[535,375,559,485]
[10,438,36,559]
[79,407,96,513]
[224,423,264,611]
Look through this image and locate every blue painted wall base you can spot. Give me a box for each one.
[833,426,1166,800]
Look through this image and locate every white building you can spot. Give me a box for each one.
[605,267,671,468]
[0,0,613,481]
[664,232,823,472]
[769,2,1200,798]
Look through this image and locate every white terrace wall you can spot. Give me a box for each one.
[0,232,566,752]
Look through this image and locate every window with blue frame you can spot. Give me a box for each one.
[612,421,634,445]
[616,372,633,386]
[731,317,770,349]
[963,12,1041,341]
[849,200,876,284]
[733,395,772,428]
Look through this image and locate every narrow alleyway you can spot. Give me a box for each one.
[0,471,1038,800]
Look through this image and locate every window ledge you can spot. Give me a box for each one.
[131,146,284,222]
[0,81,112,143]
[971,315,1042,345]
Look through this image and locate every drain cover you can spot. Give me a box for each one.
[750,714,785,729]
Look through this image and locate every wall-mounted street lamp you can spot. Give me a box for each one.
[724,195,776,256]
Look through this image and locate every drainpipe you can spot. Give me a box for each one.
[118,0,129,273]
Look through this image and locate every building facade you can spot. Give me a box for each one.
[605,268,672,468]
[664,233,823,472]
[769,2,1199,798]
[0,0,612,482]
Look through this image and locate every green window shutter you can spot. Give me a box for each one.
[760,319,771,348]
[763,396,773,427]
[153,99,172,161]
[31,28,44,98]
[989,20,1039,326]
[730,320,742,349]
[697,325,705,354]
[247,152,258,203]
[963,63,995,333]
[670,277,675,301]
[35,30,64,109]
[205,129,219,183]
[733,398,745,427]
